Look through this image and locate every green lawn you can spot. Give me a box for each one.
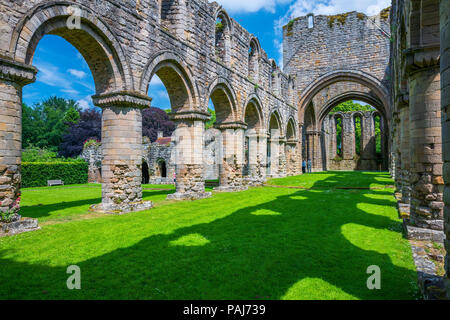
[0,171,419,299]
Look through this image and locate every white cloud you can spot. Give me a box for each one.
[68,69,87,79]
[77,96,93,110]
[281,0,390,22]
[213,0,291,13]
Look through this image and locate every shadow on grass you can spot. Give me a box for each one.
[0,172,418,300]
[21,190,175,220]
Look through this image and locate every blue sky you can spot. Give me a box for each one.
[23,0,390,110]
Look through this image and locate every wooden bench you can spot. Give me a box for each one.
[47,180,64,187]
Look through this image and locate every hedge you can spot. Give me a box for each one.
[21,162,88,188]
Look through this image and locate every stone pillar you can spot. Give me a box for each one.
[405,45,444,242]
[286,139,299,175]
[0,58,36,214]
[313,131,322,172]
[92,92,153,213]
[215,122,248,192]
[279,138,287,177]
[329,116,337,160]
[362,112,376,163]
[268,136,279,177]
[257,132,268,182]
[399,101,412,217]
[167,111,212,200]
[298,123,304,174]
[440,0,450,282]
[342,113,355,160]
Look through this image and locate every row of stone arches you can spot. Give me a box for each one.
[0,2,299,213]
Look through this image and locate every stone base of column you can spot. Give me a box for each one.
[243,176,265,187]
[167,192,212,200]
[0,217,40,237]
[404,220,446,242]
[214,185,248,192]
[91,201,153,215]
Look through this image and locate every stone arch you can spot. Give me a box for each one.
[248,37,261,82]
[206,77,238,124]
[141,51,199,112]
[318,91,383,126]
[10,1,131,94]
[268,109,283,138]
[214,8,233,65]
[243,94,264,131]
[299,70,390,123]
[286,117,297,141]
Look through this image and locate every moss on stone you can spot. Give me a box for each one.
[380,7,390,20]
[357,12,366,20]
[328,13,349,28]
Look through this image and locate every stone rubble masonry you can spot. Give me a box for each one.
[440,0,450,284]
[167,111,212,200]
[95,92,153,213]
[0,58,36,213]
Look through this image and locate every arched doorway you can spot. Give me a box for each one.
[142,161,150,184]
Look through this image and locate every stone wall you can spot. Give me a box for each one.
[322,111,383,171]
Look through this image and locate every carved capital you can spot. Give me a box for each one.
[168,110,212,122]
[405,45,440,75]
[214,121,247,130]
[92,91,152,109]
[0,57,37,86]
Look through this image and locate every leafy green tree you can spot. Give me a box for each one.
[206,108,216,129]
[22,97,80,151]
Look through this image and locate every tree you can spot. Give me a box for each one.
[22,97,80,151]
[59,109,102,158]
[142,107,175,142]
[205,108,216,129]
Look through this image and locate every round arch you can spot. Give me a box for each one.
[286,117,298,141]
[299,70,390,123]
[317,91,384,127]
[10,1,131,94]
[268,109,283,137]
[141,51,199,112]
[207,77,238,124]
[243,95,264,132]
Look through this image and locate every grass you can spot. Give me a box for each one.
[0,171,419,300]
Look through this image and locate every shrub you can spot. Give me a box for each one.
[83,138,101,149]
[21,162,88,188]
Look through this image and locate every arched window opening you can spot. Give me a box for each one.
[374,114,382,155]
[354,115,362,155]
[248,39,259,83]
[335,116,343,157]
[157,159,167,178]
[307,14,314,28]
[215,13,231,64]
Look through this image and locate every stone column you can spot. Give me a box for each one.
[342,113,355,160]
[298,123,304,174]
[214,122,248,192]
[278,137,287,177]
[306,131,314,166]
[0,58,36,214]
[268,136,279,177]
[313,131,322,172]
[440,0,450,283]
[257,132,268,182]
[405,45,444,242]
[286,139,299,175]
[92,92,153,213]
[167,111,212,200]
[399,100,411,217]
